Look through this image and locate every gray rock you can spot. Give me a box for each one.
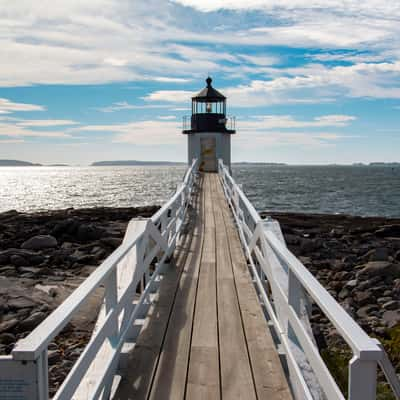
[356,261,399,279]
[0,332,16,345]
[338,288,350,300]
[357,305,378,319]
[355,291,373,306]
[19,311,47,331]
[285,234,299,245]
[363,247,389,262]
[0,318,19,333]
[375,225,400,237]
[77,224,104,242]
[21,235,58,250]
[382,310,400,328]
[10,255,27,266]
[383,300,399,310]
[300,238,321,253]
[8,297,37,309]
[345,279,358,288]
[48,349,62,365]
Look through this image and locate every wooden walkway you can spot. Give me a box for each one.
[114,173,292,400]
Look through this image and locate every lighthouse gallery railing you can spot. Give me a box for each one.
[0,159,198,400]
[218,159,400,400]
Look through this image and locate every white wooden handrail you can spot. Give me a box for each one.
[218,159,400,400]
[0,159,198,400]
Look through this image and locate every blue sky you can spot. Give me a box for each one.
[0,0,399,165]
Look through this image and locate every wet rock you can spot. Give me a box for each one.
[21,235,58,250]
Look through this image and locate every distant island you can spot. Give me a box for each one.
[352,162,400,167]
[0,159,42,167]
[233,162,287,165]
[92,160,185,166]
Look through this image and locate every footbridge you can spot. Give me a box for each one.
[1,160,400,400]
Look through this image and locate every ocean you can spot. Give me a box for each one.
[0,165,399,217]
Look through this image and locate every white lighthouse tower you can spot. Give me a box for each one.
[183,77,235,172]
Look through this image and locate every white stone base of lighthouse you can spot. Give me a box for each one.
[188,132,231,172]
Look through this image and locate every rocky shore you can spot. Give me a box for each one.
[0,207,399,396]
[264,211,400,397]
[0,206,159,395]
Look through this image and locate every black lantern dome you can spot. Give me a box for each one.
[183,77,235,134]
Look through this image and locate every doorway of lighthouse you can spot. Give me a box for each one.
[200,137,217,172]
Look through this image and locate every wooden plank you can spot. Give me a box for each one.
[186,174,220,400]
[113,179,202,400]
[148,175,205,400]
[211,174,257,400]
[215,174,293,400]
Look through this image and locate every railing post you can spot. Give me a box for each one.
[348,355,377,400]
[288,269,302,338]
[105,268,119,341]
[37,350,49,400]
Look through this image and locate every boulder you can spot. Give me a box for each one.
[356,261,400,279]
[21,235,58,250]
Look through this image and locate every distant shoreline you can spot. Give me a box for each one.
[1,159,399,167]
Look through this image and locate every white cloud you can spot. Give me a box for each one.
[0,98,45,114]
[245,114,356,129]
[96,102,171,112]
[75,120,183,145]
[17,120,78,127]
[0,138,25,144]
[1,0,400,88]
[0,122,71,138]
[157,116,177,120]
[152,77,193,83]
[103,57,128,67]
[144,90,195,103]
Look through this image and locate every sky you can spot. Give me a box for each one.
[0,0,399,165]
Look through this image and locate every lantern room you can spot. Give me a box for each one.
[183,77,235,172]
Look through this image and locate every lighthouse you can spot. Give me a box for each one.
[183,77,235,172]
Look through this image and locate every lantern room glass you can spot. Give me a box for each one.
[192,100,225,115]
